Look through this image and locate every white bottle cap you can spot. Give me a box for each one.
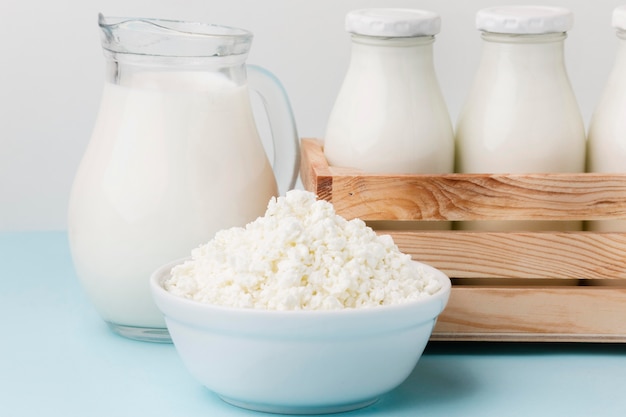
[612,5,626,30]
[476,5,573,34]
[345,8,441,37]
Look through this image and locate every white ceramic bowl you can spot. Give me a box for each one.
[150,259,451,414]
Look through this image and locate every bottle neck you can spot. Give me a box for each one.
[616,28,626,55]
[348,34,436,71]
[481,31,567,43]
[602,29,626,84]
[478,32,567,70]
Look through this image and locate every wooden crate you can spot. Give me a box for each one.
[300,138,626,342]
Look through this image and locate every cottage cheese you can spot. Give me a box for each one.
[164,190,442,310]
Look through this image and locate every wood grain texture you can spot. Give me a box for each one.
[301,138,626,221]
[387,230,626,279]
[300,138,353,201]
[433,286,626,342]
[300,138,626,342]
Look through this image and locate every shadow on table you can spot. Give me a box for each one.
[347,341,626,415]
[423,341,626,356]
[348,357,478,415]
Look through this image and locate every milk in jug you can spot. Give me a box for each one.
[68,15,300,342]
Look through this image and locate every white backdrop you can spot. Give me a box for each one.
[1,0,624,230]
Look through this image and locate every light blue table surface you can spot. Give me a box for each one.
[2,231,626,417]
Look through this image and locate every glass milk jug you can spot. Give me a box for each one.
[455,6,586,231]
[68,15,299,342]
[587,6,626,232]
[324,8,454,175]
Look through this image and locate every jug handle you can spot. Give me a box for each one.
[247,65,300,195]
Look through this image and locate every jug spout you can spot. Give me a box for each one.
[97,13,253,58]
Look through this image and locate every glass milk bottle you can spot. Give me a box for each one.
[324,9,454,230]
[455,6,586,231]
[587,6,626,232]
[68,15,299,342]
[324,8,454,174]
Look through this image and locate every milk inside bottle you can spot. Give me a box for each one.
[455,5,586,231]
[587,6,626,232]
[68,15,299,342]
[325,8,454,174]
[324,8,454,230]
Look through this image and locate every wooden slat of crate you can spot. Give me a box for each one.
[389,231,626,279]
[301,138,626,221]
[300,138,626,342]
[434,286,626,343]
